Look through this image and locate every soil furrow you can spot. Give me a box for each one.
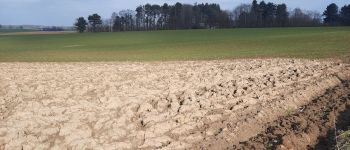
[231,80,350,150]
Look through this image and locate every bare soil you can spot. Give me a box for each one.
[0,59,349,149]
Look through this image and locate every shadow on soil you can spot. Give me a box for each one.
[315,107,350,150]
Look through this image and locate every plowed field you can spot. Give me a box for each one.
[0,59,349,149]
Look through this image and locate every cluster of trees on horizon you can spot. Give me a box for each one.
[74,1,350,33]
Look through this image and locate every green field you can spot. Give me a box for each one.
[0,29,37,33]
[0,27,349,62]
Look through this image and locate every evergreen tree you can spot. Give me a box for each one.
[88,14,102,32]
[74,17,87,33]
[323,3,339,25]
[276,4,288,27]
[340,5,350,25]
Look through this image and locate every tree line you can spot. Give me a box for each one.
[234,1,350,27]
[74,1,350,32]
[233,1,320,27]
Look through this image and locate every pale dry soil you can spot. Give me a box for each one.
[0,59,349,149]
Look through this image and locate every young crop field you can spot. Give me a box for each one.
[0,27,349,62]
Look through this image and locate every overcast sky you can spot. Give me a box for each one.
[0,0,349,26]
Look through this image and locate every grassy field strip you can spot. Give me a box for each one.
[0,27,349,62]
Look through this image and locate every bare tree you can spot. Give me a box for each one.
[232,4,251,27]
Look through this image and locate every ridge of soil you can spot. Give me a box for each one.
[232,80,350,150]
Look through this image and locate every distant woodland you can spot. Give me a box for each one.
[74,0,350,32]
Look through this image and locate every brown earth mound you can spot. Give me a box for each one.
[0,59,349,149]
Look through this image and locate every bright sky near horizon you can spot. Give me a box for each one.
[0,0,349,26]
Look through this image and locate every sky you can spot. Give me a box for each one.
[0,0,349,26]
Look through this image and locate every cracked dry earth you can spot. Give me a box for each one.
[0,59,349,149]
